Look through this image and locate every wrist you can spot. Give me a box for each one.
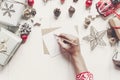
[71,52,81,61]
[71,53,87,74]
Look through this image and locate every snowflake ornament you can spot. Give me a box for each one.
[19,23,31,43]
[83,26,106,51]
[19,23,31,35]
[1,3,15,17]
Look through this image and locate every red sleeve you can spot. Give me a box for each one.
[76,72,93,80]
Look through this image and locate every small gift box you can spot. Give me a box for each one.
[0,0,25,26]
[113,52,120,67]
[109,17,120,40]
[0,27,22,69]
[112,42,120,67]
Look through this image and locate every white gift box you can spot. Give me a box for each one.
[0,27,22,69]
[0,0,25,26]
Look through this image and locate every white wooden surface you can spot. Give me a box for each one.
[0,0,120,80]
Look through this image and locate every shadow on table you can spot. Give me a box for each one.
[114,65,120,70]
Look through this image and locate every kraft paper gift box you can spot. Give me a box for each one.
[109,17,120,40]
[0,27,22,69]
[0,0,25,26]
[109,17,120,67]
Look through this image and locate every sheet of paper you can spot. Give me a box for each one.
[43,26,78,57]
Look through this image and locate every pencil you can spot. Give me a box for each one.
[54,34,78,46]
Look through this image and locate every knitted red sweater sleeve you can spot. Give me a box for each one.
[76,72,93,80]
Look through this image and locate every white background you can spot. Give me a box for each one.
[0,0,120,80]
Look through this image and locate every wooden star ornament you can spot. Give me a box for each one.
[83,26,106,51]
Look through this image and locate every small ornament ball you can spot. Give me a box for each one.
[28,0,34,7]
[85,0,92,8]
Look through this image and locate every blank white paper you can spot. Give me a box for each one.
[43,26,78,57]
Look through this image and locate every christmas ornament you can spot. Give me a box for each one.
[23,0,36,19]
[60,0,65,4]
[28,0,34,7]
[21,34,28,43]
[23,8,31,19]
[54,8,61,19]
[109,37,118,46]
[73,0,78,3]
[19,23,31,42]
[23,8,36,20]
[84,18,91,29]
[83,26,106,51]
[68,6,75,17]
[31,8,36,17]
[85,0,92,8]
[83,15,100,29]
[20,23,31,35]
[107,28,119,46]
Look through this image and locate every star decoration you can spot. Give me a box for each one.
[1,2,15,17]
[83,26,106,51]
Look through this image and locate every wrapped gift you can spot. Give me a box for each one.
[96,0,120,17]
[112,42,120,67]
[113,52,120,67]
[0,27,22,69]
[0,0,25,26]
[109,17,120,40]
